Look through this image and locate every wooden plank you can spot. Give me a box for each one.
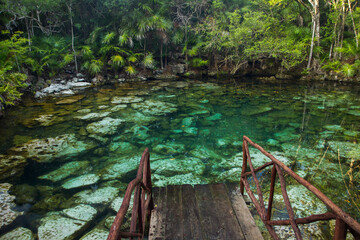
[195,184,223,240]
[210,183,246,240]
[226,183,264,240]
[181,184,204,240]
[165,185,183,240]
[149,187,166,240]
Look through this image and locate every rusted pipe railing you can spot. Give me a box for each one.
[240,136,360,240]
[107,148,153,240]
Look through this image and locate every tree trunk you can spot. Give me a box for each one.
[25,18,31,51]
[160,41,164,69]
[165,44,168,67]
[68,1,78,73]
[347,0,359,49]
[307,17,316,69]
[185,24,188,71]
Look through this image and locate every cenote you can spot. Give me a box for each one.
[0,77,360,239]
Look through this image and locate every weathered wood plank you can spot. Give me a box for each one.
[195,184,224,240]
[210,184,246,240]
[165,185,183,240]
[149,187,166,240]
[226,183,264,240]
[181,184,204,240]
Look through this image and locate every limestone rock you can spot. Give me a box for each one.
[152,157,205,176]
[37,213,87,240]
[101,156,139,180]
[63,204,97,222]
[86,117,124,136]
[75,112,111,121]
[153,173,203,187]
[62,174,100,189]
[0,227,34,240]
[111,96,143,104]
[153,143,185,155]
[74,187,120,205]
[241,106,272,116]
[0,183,23,230]
[0,155,27,180]
[55,95,85,105]
[80,228,109,240]
[38,161,89,182]
[9,134,95,163]
[131,100,177,116]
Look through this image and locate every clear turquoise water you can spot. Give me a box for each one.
[0,78,359,238]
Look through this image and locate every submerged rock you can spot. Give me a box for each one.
[86,117,124,136]
[111,96,143,104]
[75,112,111,121]
[38,161,89,182]
[110,104,127,112]
[23,114,64,128]
[74,187,120,205]
[131,100,177,116]
[241,106,272,116]
[327,141,360,160]
[9,134,95,163]
[100,156,140,180]
[0,155,27,181]
[274,185,327,218]
[109,141,137,154]
[10,184,39,205]
[63,204,97,222]
[37,212,87,240]
[152,157,205,176]
[153,143,185,155]
[0,183,23,230]
[189,146,223,161]
[55,95,85,105]
[32,193,67,212]
[0,227,35,240]
[324,125,344,132]
[80,228,109,240]
[153,173,203,187]
[62,174,100,189]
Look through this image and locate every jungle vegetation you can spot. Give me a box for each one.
[0,0,360,106]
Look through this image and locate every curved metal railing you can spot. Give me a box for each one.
[240,136,360,240]
[107,148,153,240]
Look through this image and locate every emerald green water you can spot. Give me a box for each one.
[0,78,359,239]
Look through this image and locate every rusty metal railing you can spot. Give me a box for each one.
[240,136,360,240]
[107,148,153,240]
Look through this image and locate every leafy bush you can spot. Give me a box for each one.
[0,31,28,107]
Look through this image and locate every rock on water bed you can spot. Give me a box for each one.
[9,134,95,163]
[0,227,35,240]
[38,161,90,182]
[63,204,97,222]
[131,99,177,116]
[80,228,109,240]
[73,187,120,205]
[0,155,27,180]
[86,117,124,136]
[0,183,23,230]
[37,212,88,240]
[62,174,100,189]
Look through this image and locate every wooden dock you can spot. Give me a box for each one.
[149,183,263,240]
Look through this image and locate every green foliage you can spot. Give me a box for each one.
[0,31,28,106]
[125,65,137,75]
[321,60,341,72]
[84,59,103,76]
[342,64,356,77]
[30,35,71,76]
[191,58,208,68]
[142,54,155,69]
